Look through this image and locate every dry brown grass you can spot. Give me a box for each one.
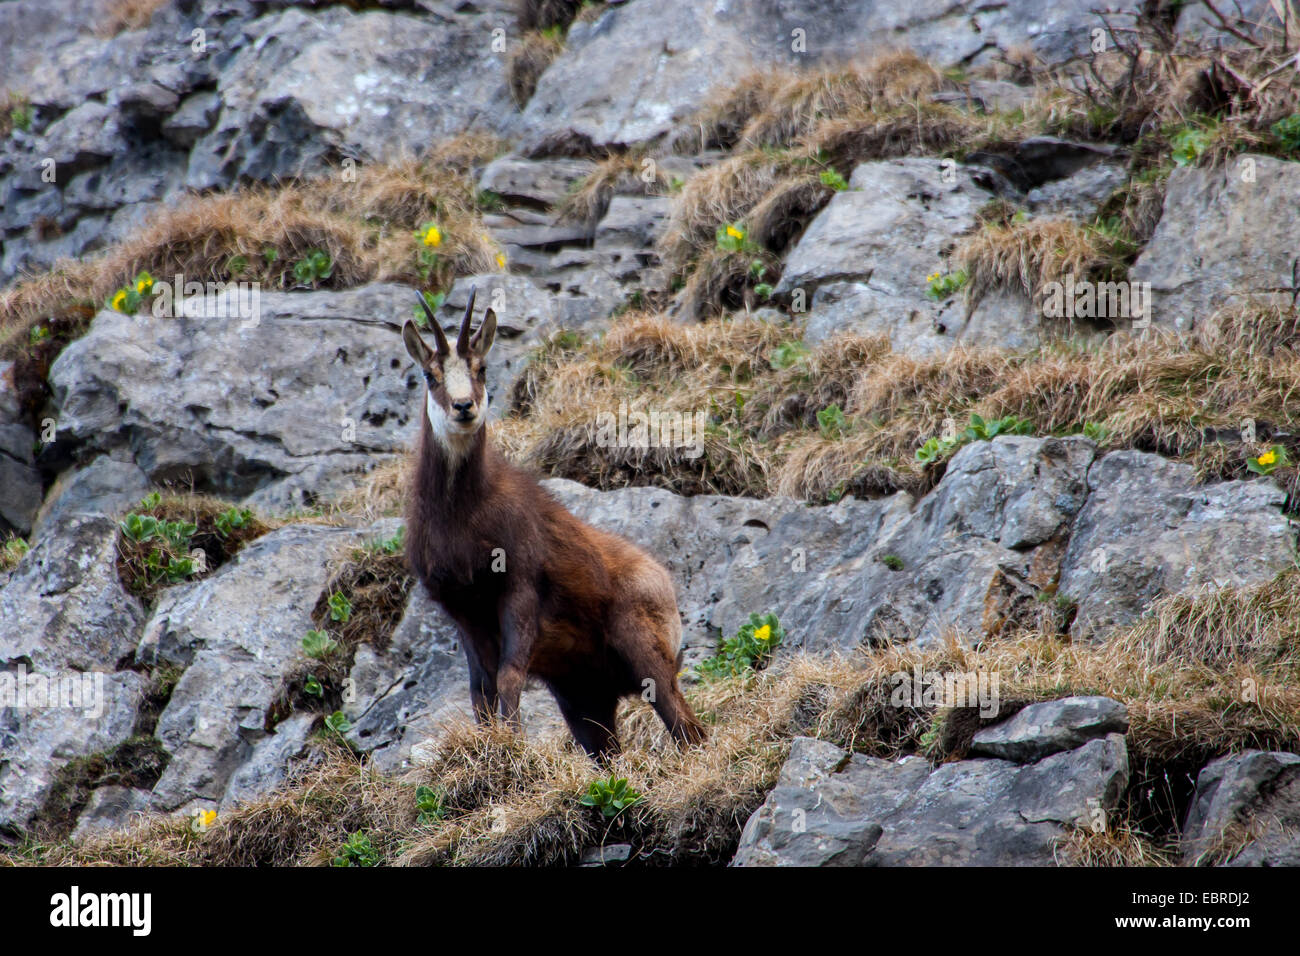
[676,51,947,153]
[1057,12,1300,146]
[955,217,1131,310]
[508,30,565,108]
[516,0,583,32]
[96,0,169,36]
[21,563,1300,866]
[0,134,504,359]
[486,296,1300,504]
[555,151,673,228]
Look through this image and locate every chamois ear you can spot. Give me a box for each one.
[470,308,497,358]
[402,320,434,367]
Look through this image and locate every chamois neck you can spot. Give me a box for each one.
[415,415,491,508]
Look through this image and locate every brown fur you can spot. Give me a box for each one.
[402,292,705,759]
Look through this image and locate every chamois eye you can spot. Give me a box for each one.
[423,369,438,387]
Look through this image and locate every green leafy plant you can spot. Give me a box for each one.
[924,269,969,301]
[327,591,353,624]
[9,102,32,133]
[324,710,352,735]
[413,290,446,327]
[118,500,200,589]
[369,527,405,554]
[303,674,324,698]
[1170,122,1215,166]
[817,404,847,439]
[1271,113,1300,154]
[715,221,755,253]
[915,413,1033,464]
[880,554,904,572]
[415,785,446,825]
[106,271,156,314]
[414,222,443,283]
[302,629,339,659]
[226,254,249,276]
[1247,445,1291,476]
[292,249,333,287]
[698,612,784,680]
[28,324,50,346]
[332,830,379,867]
[819,168,849,191]
[476,189,504,211]
[579,775,644,819]
[1081,421,1110,443]
[769,340,810,370]
[214,506,254,538]
[1,536,30,572]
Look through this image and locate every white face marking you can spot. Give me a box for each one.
[444,360,472,404]
[426,357,481,463]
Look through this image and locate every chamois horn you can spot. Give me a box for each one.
[415,292,450,355]
[456,287,477,356]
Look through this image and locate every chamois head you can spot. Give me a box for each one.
[403,289,498,453]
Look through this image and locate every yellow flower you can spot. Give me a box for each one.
[112,289,127,311]
[422,225,442,247]
[200,809,217,827]
[1258,449,1277,466]
[496,253,506,270]
[726,224,744,240]
[754,624,772,643]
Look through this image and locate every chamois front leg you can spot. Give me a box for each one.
[497,588,539,730]
[462,640,498,726]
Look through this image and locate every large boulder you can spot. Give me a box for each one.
[1058,450,1296,638]
[774,159,1036,357]
[1131,155,1300,330]
[31,455,152,541]
[0,513,144,672]
[139,522,362,811]
[49,284,424,511]
[516,0,1132,152]
[0,423,42,536]
[714,435,1096,651]
[185,6,513,190]
[732,732,1130,866]
[1182,750,1300,866]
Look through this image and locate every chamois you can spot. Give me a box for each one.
[401,290,705,759]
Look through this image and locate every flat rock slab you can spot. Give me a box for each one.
[1183,750,1300,866]
[972,696,1129,763]
[1131,154,1300,331]
[1059,450,1296,639]
[732,733,1130,866]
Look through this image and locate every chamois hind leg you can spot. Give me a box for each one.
[550,684,620,761]
[611,609,706,747]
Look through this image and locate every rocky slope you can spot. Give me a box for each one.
[2,0,1300,865]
